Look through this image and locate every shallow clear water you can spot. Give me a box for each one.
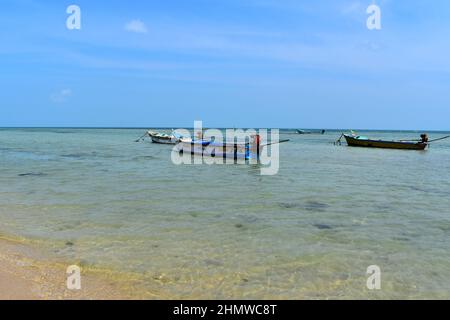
[1,128,450,299]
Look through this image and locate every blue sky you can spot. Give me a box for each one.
[1,0,450,129]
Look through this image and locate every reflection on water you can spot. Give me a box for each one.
[1,128,450,299]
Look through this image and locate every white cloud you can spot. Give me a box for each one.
[125,19,148,34]
[50,89,72,103]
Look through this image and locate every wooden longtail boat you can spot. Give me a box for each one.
[175,139,256,160]
[343,134,427,150]
[147,131,189,144]
[174,137,290,161]
[297,129,326,135]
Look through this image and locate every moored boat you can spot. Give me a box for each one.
[146,130,189,144]
[174,135,290,161]
[297,129,326,135]
[341,133,427,150]
[174,138,255,160]
[148,131,176,144]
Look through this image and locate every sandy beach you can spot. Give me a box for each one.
[0,237,134,300]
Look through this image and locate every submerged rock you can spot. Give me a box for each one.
[132,155,157,161]
[204,259,224,267]
[153,273,171,283]
[313,223,333,230]
[392,237,410,242]
[61,152,98,159]
[278,202,299,209]
[18,172,47,177]
[304,201,329,212]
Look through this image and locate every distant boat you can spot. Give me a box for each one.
[147,131,188,144]
[297,129,325,135]
[341,133,427,150]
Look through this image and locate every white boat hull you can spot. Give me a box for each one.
[174,140,253,160]
[150,136,177,144]
[147,131,182,144]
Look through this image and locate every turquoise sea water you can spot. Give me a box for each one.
[1,128,450,299]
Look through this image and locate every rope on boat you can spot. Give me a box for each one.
[334,133,344,146]
[427,135,450,143]
[399,135,450,143]
[260,139,290,148]
[134,131,150,142]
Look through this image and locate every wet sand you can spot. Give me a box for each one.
[0,238,134,300]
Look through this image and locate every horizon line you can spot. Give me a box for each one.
[0,126,449,132]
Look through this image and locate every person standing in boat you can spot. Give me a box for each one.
[420,134,429,143]
[196,130,203,141]
[250,134,261,158]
